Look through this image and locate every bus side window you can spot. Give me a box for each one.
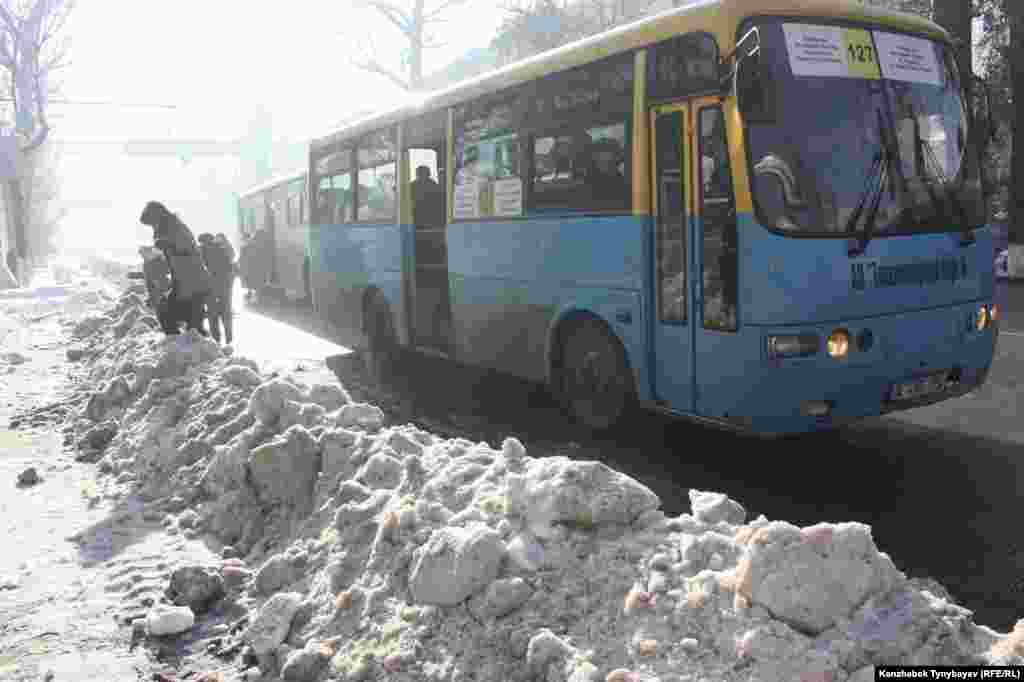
[697,106,738,332]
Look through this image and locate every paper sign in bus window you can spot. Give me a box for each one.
[783,24,880,79]
[492,178,523,217]
[872,31,942,86]
[453,181,480,220]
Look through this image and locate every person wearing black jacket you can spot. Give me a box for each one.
[197,232,237,344]
[139,201,212,336]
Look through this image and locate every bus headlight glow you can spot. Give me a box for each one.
[827,329,850,358]
[976,305,989,331]
[766,334,820,358]
[989,303,999,324]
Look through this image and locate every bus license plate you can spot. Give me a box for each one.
[891,371,951,402]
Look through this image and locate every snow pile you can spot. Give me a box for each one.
[63,288,1024,682]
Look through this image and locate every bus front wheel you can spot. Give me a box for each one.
[556,318,635,432]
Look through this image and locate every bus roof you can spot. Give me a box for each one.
[238,168,307,201]
[310,0,947,154]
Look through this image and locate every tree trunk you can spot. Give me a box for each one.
[1009,0,1024,276]
[6,177,26,282]
[931,0,972,102]
[411,0,425,90]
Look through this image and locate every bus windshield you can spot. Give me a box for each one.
[743,19,985,237]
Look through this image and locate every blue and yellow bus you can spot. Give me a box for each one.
[237,170,312,303]
[307,0,997,436]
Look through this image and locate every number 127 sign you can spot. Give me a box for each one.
[783,25,881,80]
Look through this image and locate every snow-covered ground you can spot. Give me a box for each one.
[1,263,1023,682]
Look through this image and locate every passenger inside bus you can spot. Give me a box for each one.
[411,165,445,230]
[587,138,628,207]
[411,165,446,266]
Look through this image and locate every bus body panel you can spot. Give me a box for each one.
[308,221,405,346]
[275,220,309,300]
[739,217,995,325]
[446,216,646,384]
[727,302,996,434]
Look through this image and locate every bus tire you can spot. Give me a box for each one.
[556,318,636,432]
[364,291,399,385]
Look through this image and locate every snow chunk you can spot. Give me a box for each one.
[408,522,505,606]
[208,410,254,446]
[508,457,661,535]
[281,641,328,682]
[336,402,385,431]
[320,428,359,484]
[334,490,391,530]
[200,431,256,497]
[79,420,118,452]
[221,364,262,388]
[355,451,403,490]
[112,305,144,337]
[244,591,304,656]
[73,313,110,338]
[85,376,131,421]
[468,576,534,620]
[735,521,904,635]
[249,378,306,426]
[247,425,320,507]
[526,629,574,673]
[255,553,298,596]
[146,605,195,636]
[689,489,747,526]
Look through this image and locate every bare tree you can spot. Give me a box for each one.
[19,134,63,258]
[349,0,471,92]
[491,0,660,65]
[0,0,73,284]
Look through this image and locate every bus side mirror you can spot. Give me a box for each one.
[735,52,775,123]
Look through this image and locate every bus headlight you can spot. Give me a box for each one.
[827,329,850,358]
[976,305,989,331]
[766,334,820,358]
[989,303,999,324]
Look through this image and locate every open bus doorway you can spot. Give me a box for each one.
[405,111,452,353]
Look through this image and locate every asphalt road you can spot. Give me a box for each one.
[237,284,1024,634]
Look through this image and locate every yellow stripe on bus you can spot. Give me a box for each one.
[632,49,651,217]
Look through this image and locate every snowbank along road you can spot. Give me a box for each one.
[0,264,1022,682]
[250,288,1024,635]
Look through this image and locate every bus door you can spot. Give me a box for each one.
[691,98,741,419]
[407,146,451,352]
[649,103,695,413]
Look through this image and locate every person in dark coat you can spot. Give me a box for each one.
[197,232,237,344]
[139,201,211,336]
[138,245,171,310]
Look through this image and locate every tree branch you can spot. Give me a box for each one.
[365,1,413,33]
[351,56,411,91]
[423,0,468,20]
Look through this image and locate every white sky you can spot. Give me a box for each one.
[46,0,504,249]
[54,0,505,141]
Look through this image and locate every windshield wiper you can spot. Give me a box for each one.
[914,120,975,245]
[847,109,893,257]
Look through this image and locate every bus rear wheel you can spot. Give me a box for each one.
[557,319,635,432]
